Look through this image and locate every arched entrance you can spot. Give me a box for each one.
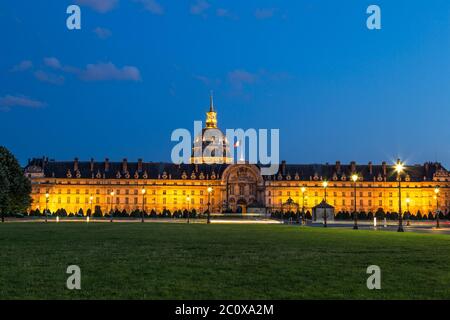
[221,164,265,213]
[236,198,247,214]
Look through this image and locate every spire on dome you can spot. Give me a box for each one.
[209,90,214,112]
[205,92,217,129]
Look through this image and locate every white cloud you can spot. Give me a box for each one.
[43,57,62,69]
[0,95,46,112]
[34,70,65,85]
[75,0,118,13]
[228,69,258,90]
[93,27,112,39]
[79,62,141,81]
[11,60,33,72]
[255,8,277,19]
[136,0,164,14]
[190,0,210,15]
[216,8,237,19]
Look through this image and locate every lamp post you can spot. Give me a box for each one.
[141,187,146,223]
[406,198,411,226]
[186,196,191,224]
[89,195,93,217]
[434,187,440,229]
[207,186,213,224]
[301,187,306,225]
[351,174,359,230]
[322,181,328,227]
[110,191,114,222]
[45,192,49,223]
[395,160,404,232]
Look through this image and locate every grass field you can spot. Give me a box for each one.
[0,222,450,299]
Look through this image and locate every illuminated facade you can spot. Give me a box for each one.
[24,98,450,216]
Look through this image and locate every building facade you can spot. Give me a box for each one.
[24,98,450,216]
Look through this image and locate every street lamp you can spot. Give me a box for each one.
[434,187,440,229]
[207,186,213,224]
[89,195,93,218]
[322,181,328,228]
[45,192,49,223]
[301,187,306,225]
[394,160,405,232]
[186,196,191,224]
[141,187,146,223]
[351,174,359,230]
[406,197,411,226]
[110,191,114,222]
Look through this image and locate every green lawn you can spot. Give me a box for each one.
[0,222,449,299]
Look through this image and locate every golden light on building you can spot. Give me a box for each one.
[23,99,450,217]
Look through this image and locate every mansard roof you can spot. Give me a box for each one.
[24,158,449,182]
[25,158,228,180]
[269,161,448,182]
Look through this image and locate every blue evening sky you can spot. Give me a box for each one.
[1,0,449,167]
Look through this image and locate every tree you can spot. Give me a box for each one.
[0,146,32,222]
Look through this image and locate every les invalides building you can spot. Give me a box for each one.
[25,97,450,216]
